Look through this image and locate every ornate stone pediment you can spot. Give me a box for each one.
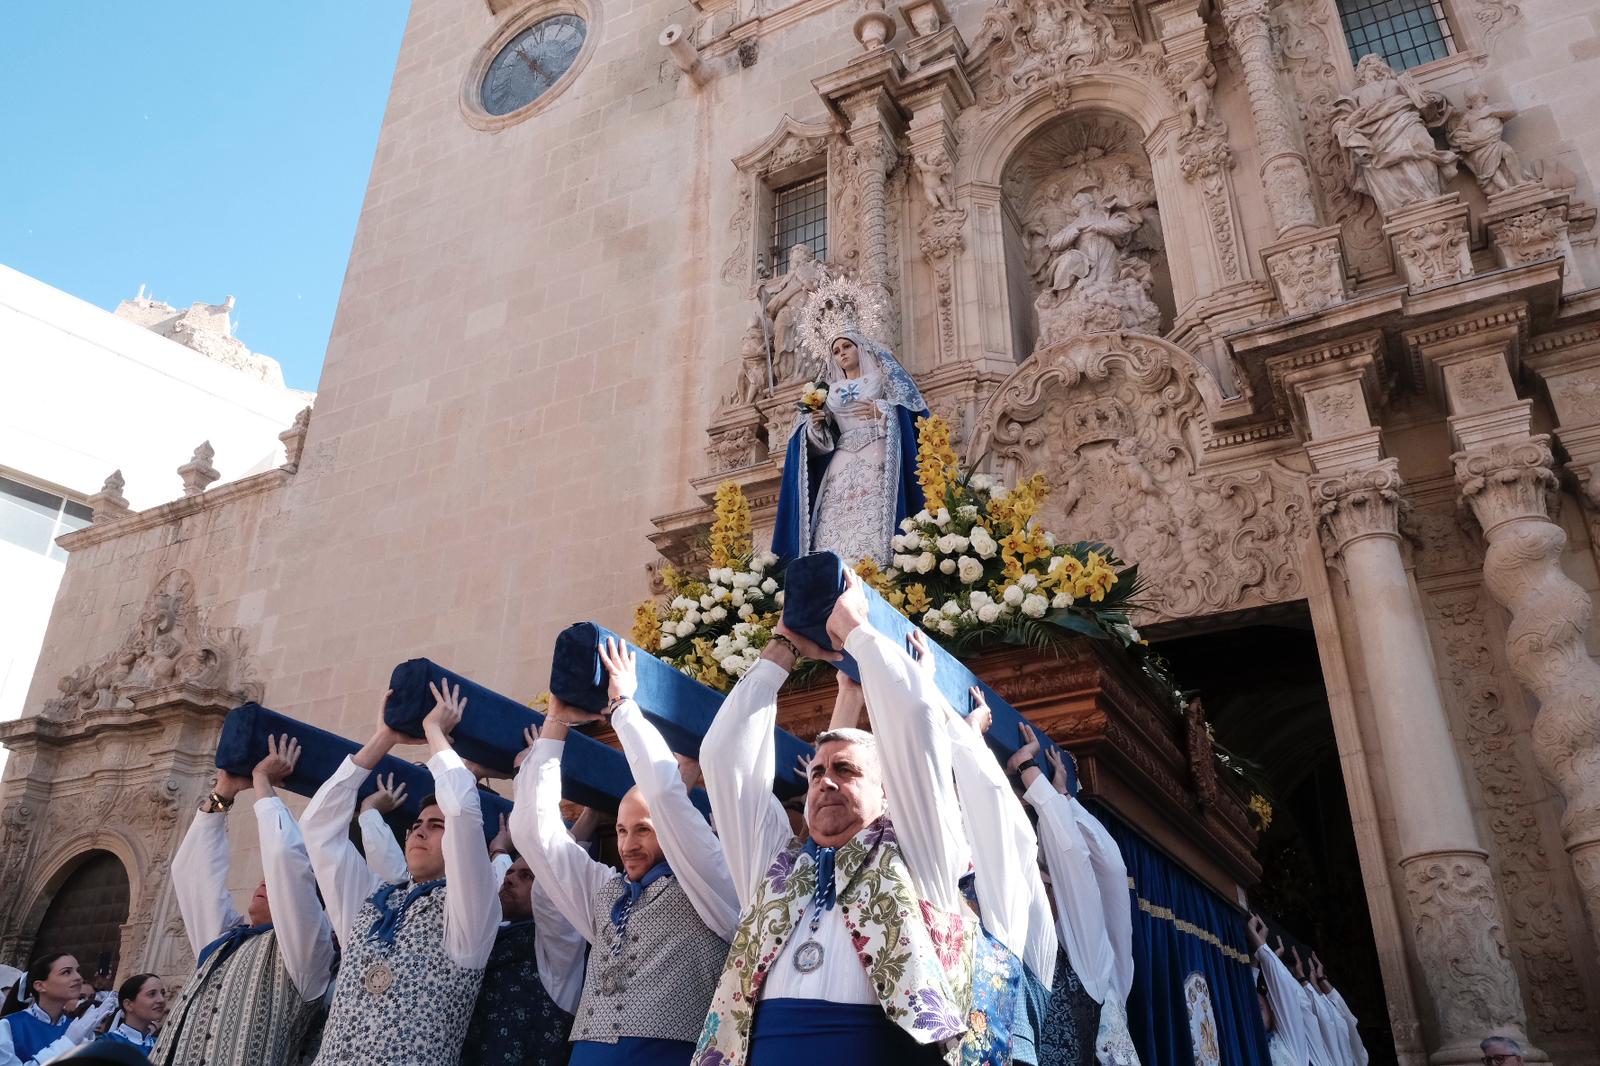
[41,569,263,720]
[732,115,835,177]
[971,334,1311,622]
[965,0,1151,115]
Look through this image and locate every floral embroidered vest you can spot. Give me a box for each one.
[692,817,975,1066]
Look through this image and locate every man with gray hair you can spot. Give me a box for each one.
[694,568,978,1066]
[1481,1036,1524,1066]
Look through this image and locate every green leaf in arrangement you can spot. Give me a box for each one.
[1044,610,1112,639]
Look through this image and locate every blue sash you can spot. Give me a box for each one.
[196,921,274,969]
[569,1036,696,1065]
[748,999,942,1065]
[368,879,445,946]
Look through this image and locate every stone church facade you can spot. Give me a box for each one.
[4,0,1600,1062]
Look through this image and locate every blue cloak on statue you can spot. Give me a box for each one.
[772,330,928,565]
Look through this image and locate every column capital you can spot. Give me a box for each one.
[1310,458,1404,553]
[1453,435,1559,536]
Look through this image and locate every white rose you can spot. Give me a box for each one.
[901,532,921,552]
[948,535,969,553]
[659,634,677,649]
[941,600,961,616]
[762,577,778,594]
[893,554,912,571]
[731,590,746,607]
[1003,584,1025,607]
[1022,593,1048,618]
[914,509,932,523]
[917,551,936,573]
[1043,531,1057,548]
[738,603,755,620]
[715,586,731,602]
[937,618,957,635]
[971,529,998,559]
[934,507,952,527]
[923,610,942,627]
[699,594,714,610]
[1047,555,1065,573]
[684,610,702,626]
[675,619,696,637]
[939,558,957,575]
[889,534,904,552]
[671,596,693,611]
[1052,592,1073,609]
[710,605,729,622]
[969,589,992,607]
[775,590,785,605]
[720,655,743,673]
[958,556,984,585]
[900,516,916,532]
[977,603,1001,624]
[970,473,995,492]
[1020,574,1038,591]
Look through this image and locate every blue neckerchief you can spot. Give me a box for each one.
[803,839,838,911]
[959,871,980,911]
[367,879,445,947]
[609,860,672,927]
[196,921,274,970]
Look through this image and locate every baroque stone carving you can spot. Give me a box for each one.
[1266,236,1345,316]
[1455,436,1600,955]
[915,144,967,363]
[1310,459,1403,551]
[1331,55,1457,216]
[1447,93,1528,194]
[1220,0,1320,235]
[706,424,763,471]
[972,333,1308,623]
[42,569,264,720]
[1400,851,1531,1043]
[759,245,825,384]
[279,406,311,473]
[1007,117,1164,344]
[87,471,131,522]
[1392,215,1472,288]
[1430,590,1592,1035]
[968,0,1139,113]
[724,317,772,407]
[723,116,834,289]
[1489,206,1570,267]
[177,441,220,497]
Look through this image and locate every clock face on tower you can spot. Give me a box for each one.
[480,14,588,116]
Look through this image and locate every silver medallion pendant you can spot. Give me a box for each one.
[792,939,825,974]
[363,961,394,997]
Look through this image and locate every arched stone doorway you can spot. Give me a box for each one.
[31,849,130,990]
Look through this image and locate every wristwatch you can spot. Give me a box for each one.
[1014,758,1042,778]
[199,791,235,814]
[769,633,800,660]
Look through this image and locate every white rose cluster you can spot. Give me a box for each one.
[656,551,784,661]
[712,621,769,677]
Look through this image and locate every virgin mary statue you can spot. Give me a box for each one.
[772,327,928,565]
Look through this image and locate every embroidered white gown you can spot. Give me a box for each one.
[807,374,890,565]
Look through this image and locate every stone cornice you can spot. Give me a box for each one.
[57,468,291,551]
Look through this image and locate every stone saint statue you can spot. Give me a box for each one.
[1043,189,1143,297]
[1179,59,1218,131]
[772,330,929,565]
[725,316,769,407]
[1447,93,1528,193]
[1331,54,1457,215]
[759,244,823,382]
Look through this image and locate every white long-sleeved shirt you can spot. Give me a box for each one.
[700,626,972,1005]
[612,697,741,940]
[358,808,411,884]
[1308,985,1355,1066]
[1257,946,1342,1066]
[169,798,336,1000]
[301,751,501,970]
[1328,988,1369,1066]
[0,1004,78,1066]
[942,709,1056,983]
[1025,775,1119,1005]
[509,724,734,948]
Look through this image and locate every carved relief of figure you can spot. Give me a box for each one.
[915,147,957,213]
[1447,93,1529,194]
[1032,186,1161,337]
[759,244,823,382]
[1044,189,1143,295]
[1179,59,1219,131]
[725,316,770,407]
[1331,54,1457,215]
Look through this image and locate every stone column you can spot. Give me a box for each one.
[1218,0,1350,314]
[1276,349,1539,1064]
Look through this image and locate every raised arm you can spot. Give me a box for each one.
[1049,746,1135,1004]
[172,771,251,955]
[1249,919,1312,1066]
[302,694,399,947]
[531,877,588,1015]
[700,628,819,909]
[510,715,621,946]
[357,772,411,885]
[831,571,965,911]
[252,735,337,1001]
[603,638,740,940]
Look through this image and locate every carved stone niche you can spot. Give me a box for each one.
[970,332,1310,624]
[720,115,836,297]
[1001,114,1173,354]
[41,568,265,722]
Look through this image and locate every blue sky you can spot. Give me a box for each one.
[1,4,411,391]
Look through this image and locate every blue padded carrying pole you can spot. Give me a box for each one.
[384,658,642,813]
[550,621,814,798]
[783,551,1078,791]
[216,702,512,840]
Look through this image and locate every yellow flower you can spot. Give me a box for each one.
[1248,793,1274,831]
[709,481,753,569]
[988,473,1051,532]
[631,601,663,650]
[915,414,959,505]
[526,691,550,710]
[903,582,932,616]
[999,528,1048,579]
[1074,552,1117,602]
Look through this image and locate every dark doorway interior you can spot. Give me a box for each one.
[32,850,130,990]
[1156,608,1397,1065]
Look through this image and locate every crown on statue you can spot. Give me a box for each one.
[797,272,891,372]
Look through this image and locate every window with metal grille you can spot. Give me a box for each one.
[770,176,827,274]
[1338,0,1455,72]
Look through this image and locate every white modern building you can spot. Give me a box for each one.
[0,263,311,735]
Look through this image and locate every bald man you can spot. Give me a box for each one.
[510,639,738,1066]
